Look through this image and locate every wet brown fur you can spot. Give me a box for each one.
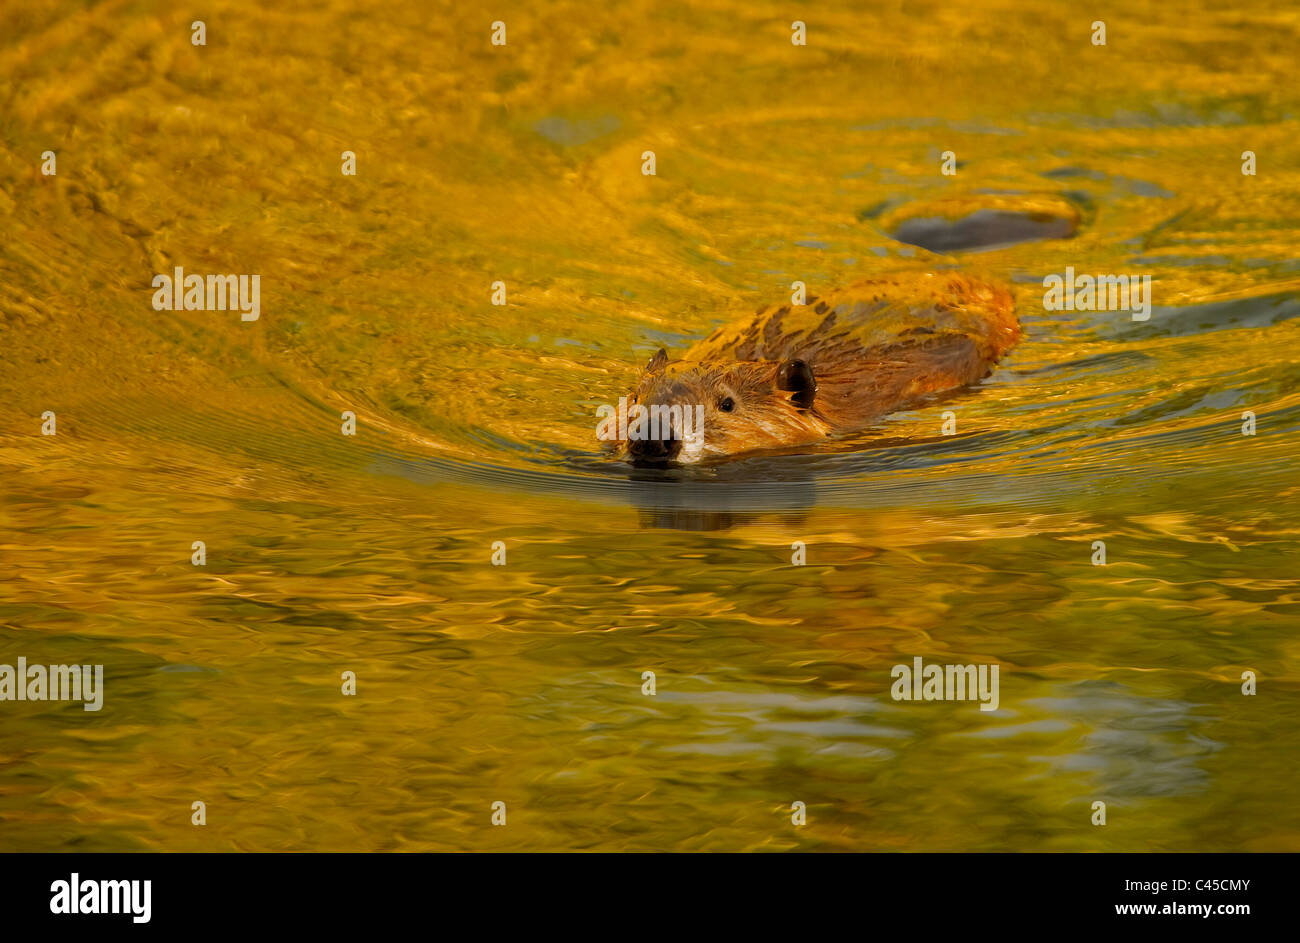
[621,272,1020,462]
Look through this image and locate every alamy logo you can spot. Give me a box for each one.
[50,873,150,923]
[891,657,999,711]
[595,397,704,443]
[151,266,260,321]
[0,657,103,711]
[1043,266,1152,321]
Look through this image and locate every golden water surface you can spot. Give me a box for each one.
[2,0,1299,850]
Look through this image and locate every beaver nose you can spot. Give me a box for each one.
[628,435,683,465]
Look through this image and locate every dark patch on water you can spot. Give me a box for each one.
[533,114,622,147]
[889,208,1077,253]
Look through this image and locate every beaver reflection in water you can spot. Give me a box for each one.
[615,273,1020,465]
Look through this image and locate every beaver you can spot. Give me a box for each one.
[613,272,1020,464]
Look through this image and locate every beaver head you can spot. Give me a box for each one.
[616,348,829,465]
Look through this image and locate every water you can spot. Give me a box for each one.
[2,0,1298,851]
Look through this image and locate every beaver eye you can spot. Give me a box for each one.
[718,396,735,412]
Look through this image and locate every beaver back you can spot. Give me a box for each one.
[681,273,1019,431]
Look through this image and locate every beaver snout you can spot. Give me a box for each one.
[628,433,683,465]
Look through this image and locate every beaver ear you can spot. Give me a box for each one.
[776,358,817,409]
[644,348,669,375]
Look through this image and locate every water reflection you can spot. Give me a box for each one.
[1,0,1298,852]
